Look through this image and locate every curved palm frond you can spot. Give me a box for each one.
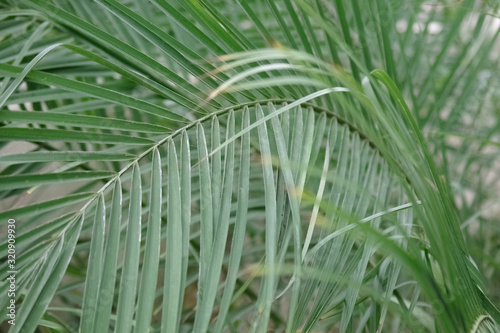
[1,0,500,332]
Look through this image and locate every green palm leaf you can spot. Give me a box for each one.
[1,0,499,332]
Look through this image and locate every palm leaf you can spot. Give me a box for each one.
[1,0,499,332]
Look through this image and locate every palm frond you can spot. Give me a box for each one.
[1,0,500,332]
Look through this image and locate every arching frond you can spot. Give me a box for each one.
[1,0,499,332]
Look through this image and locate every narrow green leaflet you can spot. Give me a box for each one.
[0,43,62,109]
[0,111,169,133]
[0,128,154,145]
[0,193,92,222]
[253,105,278,333]
[0,171,114,191]
[161,139,183,333]
[0,152,135,165]
[193,111,235,332]
[94,180,122,332]
[1,1,499,332]
[196,122,214,288]
[80,194,106,332]
[114,164,141,333]
[213,107,250,333]
[135,148,162,332]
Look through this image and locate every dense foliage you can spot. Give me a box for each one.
[1,0,500,332]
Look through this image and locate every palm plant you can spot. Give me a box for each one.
[1,0,500,332]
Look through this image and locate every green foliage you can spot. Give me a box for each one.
[0,0,499,332]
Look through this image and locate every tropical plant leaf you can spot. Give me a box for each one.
[1,1,499,332]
